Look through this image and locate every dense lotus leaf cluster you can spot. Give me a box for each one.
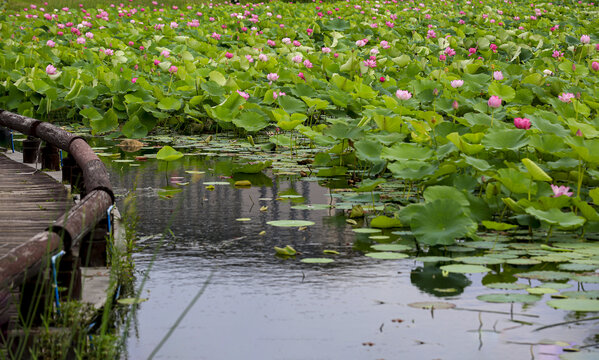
[2,0,599,244]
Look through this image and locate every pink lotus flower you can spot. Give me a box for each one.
[76,37,86,44]
[168,65,177,73]
[450,79,464,88]
[581,35,591,44]
[292,55,303,63]
[396,90,412,100]
[452,100,459,110]
[592,62,599,71]
[131,77,138,83]
[558,92,575,103]
[379,76,385,83]
[211,32,221,40]
[493,71,503,81]
[293,40,301,47]
[322,47,331,53]
[161,50,170,57]
[258,54,268,62]
[363,59,376,68]
[303,59,313,69]
[267,73,279,82]
[355,39,366,47]
[153,59,160,65]
[104,49,114,56]
[46,40,55,47]
[513,117,531,130]
[380,40,390,49]
[488,95,502,108]
[551,184,573,198]
[552,50,563,58]
[225,52,234,59]
[45,64,57,75]
[298,72,305,81]
[236,90,249,100]
[267,40,276,47]
[444,47,456,56]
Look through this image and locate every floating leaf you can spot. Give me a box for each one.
[365,252,409,260]
[370,215,403,229]
[560,291,599,299]
[352,228,382,234]
[370,244,412,252]
[117,298,149,305]
[547,299,599,312]
[275,245,297,256]
[413,256,453,263]
[408,301,456,310]
[267,220,315,227]
[527,287,559,295]
[301,258,334,264]
[323,250,340,255]
[477,293,541,303]
[456,256,504,265]
[506,258,542,266]
[440,264,491,273]
[411,200,477,246]
[482,221,518,231]
[516,271,575,281]
[485,282,529,290]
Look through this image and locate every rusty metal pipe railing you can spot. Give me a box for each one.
[0,109,114,288]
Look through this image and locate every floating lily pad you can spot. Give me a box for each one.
[541,282,573,290]
[236,218,251,221]
[408,301,456,310]
[301,258,334,264]
[368,235,390,240]
[370,215,403,229]
[156,146,184,162]
[371,244,412,252]
[112,159,134,163]
[352,228,382,234]
[203,181,231,185]
[267,220,315,227]
[485,282,530,290]
[290,204,332,210]
[274,245,297,256]
[477,293,542,303]
[560,351,599,360]
[440,264,491,273]
[185,170,205,174]
[516,271,575,281]
[558,263,599,272]
[117,297,149,305]
[547,299,599,312]
[573,275,599,283]
[506,258,542,266]
[456,256,505,265]
[527,287,559,295]
[413,256,453,263]
[365,252,409,260]
[560,291,599,299]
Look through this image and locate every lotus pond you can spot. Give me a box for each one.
[3,0,599,357]
[82,135,599,360]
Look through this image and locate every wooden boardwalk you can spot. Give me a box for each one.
[0,153,71,250]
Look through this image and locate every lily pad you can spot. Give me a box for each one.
[274,245,297,256]
[440,264,491,273]
[365,252,409,260]
[301,258,334,264]
[267,220,315,227]
[370,244,412,252]
[560,290,599,299]
[547,299,599,312]
[413,256,453,263]
[117,298,149,305]
[527,287,559,295]
[477,293,542,303]
[407,301,456,310]
[516,271,575,281]
[506,258,542,266]
[456,256,505,265]
[352,228,382,234]
[290,204,333,210]
[485,282,529,290]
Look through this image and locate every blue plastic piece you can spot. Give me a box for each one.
[107,205,114,234]
[10,130,14,153]
[51,250,66,314]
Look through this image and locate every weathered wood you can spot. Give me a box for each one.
[0,111,40,137]
[52,190,113,255]
[34,122,77,151]
[22,137,40,164]
[41,143,61,171]
[0,232,61,290]
[69,138,114,201]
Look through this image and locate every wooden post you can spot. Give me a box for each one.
[80,219,108,267]
[62,153,84,194]
[41,143,61,171]
[56,254,81,301]
[22,137,40,164]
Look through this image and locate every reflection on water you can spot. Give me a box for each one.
[101,146,599,360]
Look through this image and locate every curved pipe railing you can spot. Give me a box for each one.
[0,109,114,289]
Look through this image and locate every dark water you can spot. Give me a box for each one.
[102,148,599,360]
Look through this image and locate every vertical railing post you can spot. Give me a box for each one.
[41,143,61,171]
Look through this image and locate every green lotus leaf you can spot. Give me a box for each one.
[547,299,599,312]
[411,200,477,246]
[477,293,541,303]
[370,215,402,229]
[440,264,491,273]
[156,146,184,162]
[365,252,409,260]
[301,258,334,264]
[525,207,586,229]
[267,220,315,227]
[482,128,529,150]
